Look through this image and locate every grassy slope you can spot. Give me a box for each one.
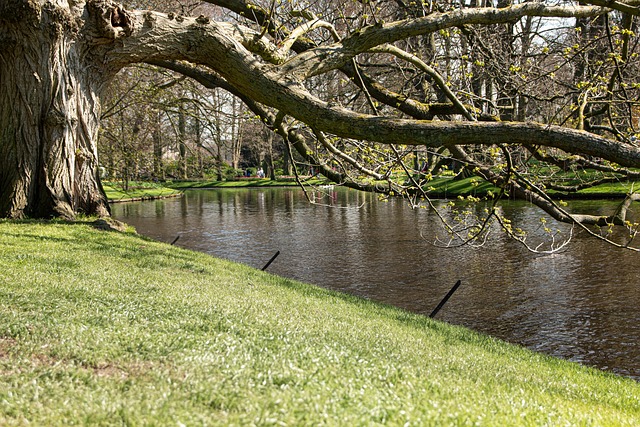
[0,221,638,426]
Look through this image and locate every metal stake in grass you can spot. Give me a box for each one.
[170,235,180,245]
[429,280,462,318]
[261,251,280,271]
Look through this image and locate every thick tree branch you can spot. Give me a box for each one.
[580,0,640,15]
[105,9,640,170]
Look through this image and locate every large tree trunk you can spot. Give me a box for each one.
[0,0,111,219]
[177,107,188,179]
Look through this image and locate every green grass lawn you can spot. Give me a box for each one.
[570,180,640,196]
[165,177,329,190]
[0,221,638,425]
[102,175,640,204]
[103,181,182,201]
[423,176,640,199]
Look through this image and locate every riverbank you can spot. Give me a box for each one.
[102,178,327,203]
[103,175,639,203]
[0,220,638,425]
[103,181,183,203]
[168,177,639,199]
[407,176,640,199]
[165,177,329,189]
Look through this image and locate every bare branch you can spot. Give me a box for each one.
[369,44,475,121]
[279,3,606,79]
[279,12,341,54]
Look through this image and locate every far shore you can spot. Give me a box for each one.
[103,176,640,203]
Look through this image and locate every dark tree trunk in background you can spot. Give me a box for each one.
[283,139,293,176]
[194,117,205,178]
[178,108,187,179]
[152,111,164,180]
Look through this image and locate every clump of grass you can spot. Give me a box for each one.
[0,220,638,425]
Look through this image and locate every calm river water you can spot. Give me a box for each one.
[111,187,640,380]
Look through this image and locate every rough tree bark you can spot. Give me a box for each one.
[0,1,120,218]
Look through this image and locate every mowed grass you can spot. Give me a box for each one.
[423,176,640,199]
[0,221,639,426]
[165,178,329,190]
[102,182,182,201]
[103,175,640,204]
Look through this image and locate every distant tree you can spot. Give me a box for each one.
[100,66,163,186]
